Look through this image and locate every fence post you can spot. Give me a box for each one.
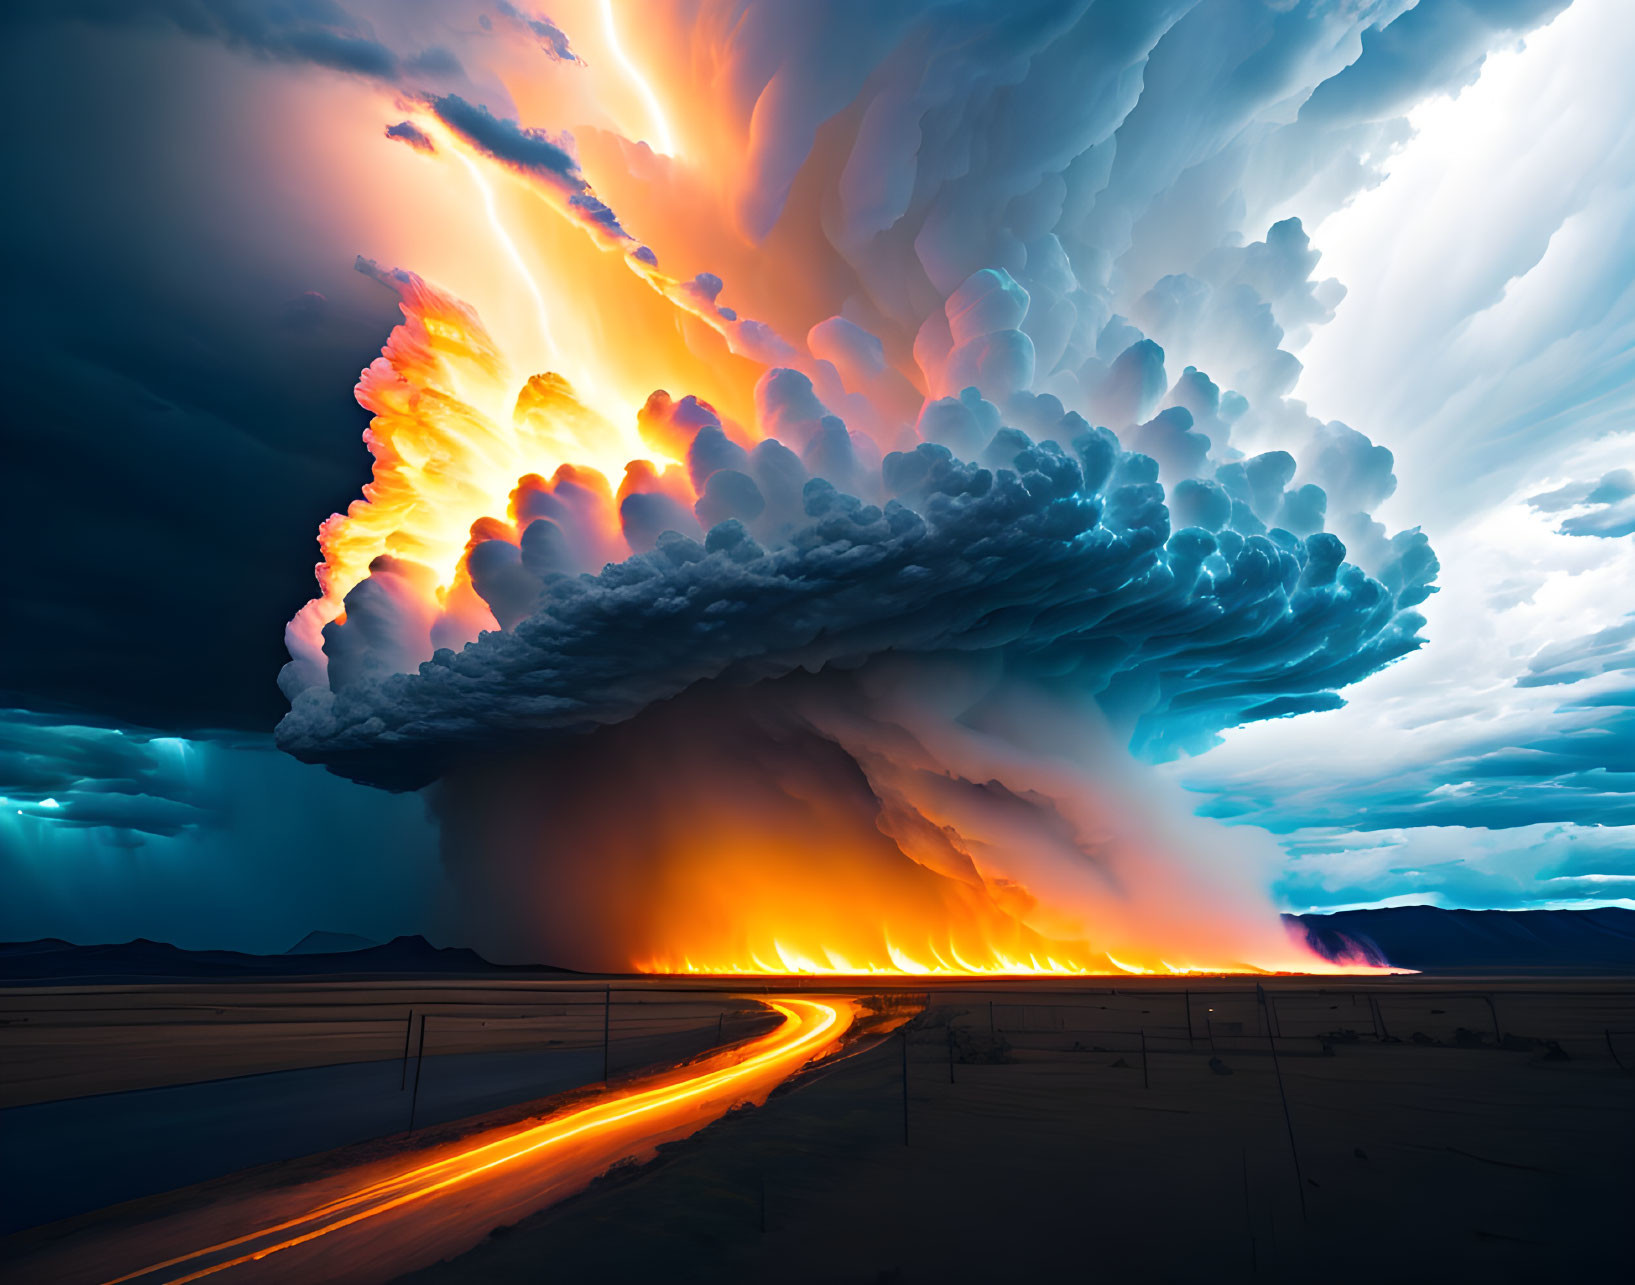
[1371,993,1390,1040]
[399,1007,414,1090]
[1265,1018,1307,1222]
[603,985,612,1084]
[1141,1029,1149,1090]
[1242,1147,1257,1273]
[1184,989,1193,1043]
[407,1014,429,1133]
[900,1026,910,1146]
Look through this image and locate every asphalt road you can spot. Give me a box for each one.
[1,1021,737,1233]
[7,998,862,1285]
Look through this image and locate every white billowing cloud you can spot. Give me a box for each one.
[1290,0,1635,525]
[1158,1,1635,910]
[1170,432,1635,817]
[1274,822,1635,914]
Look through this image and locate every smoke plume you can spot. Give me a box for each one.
[267,1,1490,973]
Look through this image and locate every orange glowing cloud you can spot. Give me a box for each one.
[275,7,1432,982]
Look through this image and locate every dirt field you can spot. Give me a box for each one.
[404,977,1635,1284]
[0,980,759,1107]
[0,979,771,1234]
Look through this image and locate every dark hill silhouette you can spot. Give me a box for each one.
[1289,905,1635,973]
[6,908,1632,981]
[285,930,378,955]
[0,935,572,984]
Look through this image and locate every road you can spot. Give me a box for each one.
[8,996,860,1285]
[2,1015,757,1232]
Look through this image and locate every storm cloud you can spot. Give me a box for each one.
[280,403,1433,790]
[7,0,1626,961]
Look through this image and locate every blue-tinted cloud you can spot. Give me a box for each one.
[21,0,404,80]
[1528,468,1635,538]
[493,2,580,64]
[384,120,435,152]
[1273,822,1635,915]
[281,366,1433,789]
[1189,669,1635,836]
[0,710,210,839]
[0,712,443,952]
[429,93,580,184]
[1300,0,1571,125]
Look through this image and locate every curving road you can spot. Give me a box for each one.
[14,997,859,1285]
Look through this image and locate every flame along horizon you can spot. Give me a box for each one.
[281,23,1410,982]
[644,946,1398,979]
[292,263,1393,979]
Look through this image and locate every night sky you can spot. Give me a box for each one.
[4,0,1632,959]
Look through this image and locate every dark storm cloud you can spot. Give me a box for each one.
[281,412,1433,790]
[0,23,404,732]
[429,94,580,183]
[493,2,580,64]
[0,710,213,838]
[23,0,403,80]
[0,712,446,953]
[385,120,436,153]
[426,95,637,241]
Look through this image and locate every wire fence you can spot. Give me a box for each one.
[0,987,781,1116]
[904,985,1635,1074]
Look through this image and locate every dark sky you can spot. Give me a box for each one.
[0,19,403,733]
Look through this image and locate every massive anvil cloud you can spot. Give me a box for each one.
[256,0,1538,971]
[279,385,1434,792]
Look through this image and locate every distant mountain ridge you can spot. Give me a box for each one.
[1290,906,1635,973]
[285,930,378,955]
[0,935,571,984]
[6,908,1632,982]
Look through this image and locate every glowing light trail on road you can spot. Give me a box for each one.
[98,997,856,1284]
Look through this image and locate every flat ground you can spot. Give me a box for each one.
[3,977,1632,1283]
[0,980,765,1231]
[407,977,1635,1284]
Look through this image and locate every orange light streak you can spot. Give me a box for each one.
[98,998,855,1285]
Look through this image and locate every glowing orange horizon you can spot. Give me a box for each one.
[640,948,1403,979]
